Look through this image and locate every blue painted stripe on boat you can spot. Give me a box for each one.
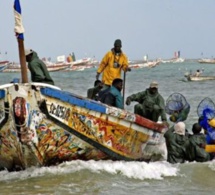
[40,88,107,113]
[0,90,5,99]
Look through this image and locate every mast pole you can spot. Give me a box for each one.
[18,38,28,83]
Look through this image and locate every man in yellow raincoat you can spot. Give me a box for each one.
[96,39,130,89]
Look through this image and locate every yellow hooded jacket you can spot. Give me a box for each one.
[97,50,128,85]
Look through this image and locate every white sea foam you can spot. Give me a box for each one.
[207,159,215,171]
[0,160,179,181]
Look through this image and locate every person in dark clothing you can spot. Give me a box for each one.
[98,87,110,102]
[164,122,189,164]
[87,80,103,100]
[25,49,54,85]
[126,81,168,124]
[99,78,124,109]
[186,123,210,162]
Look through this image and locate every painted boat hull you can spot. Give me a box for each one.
[185,75,215,81]
[2,63,70,72]
[198,59,215,64]
[0,65,8,72]
[0,83,167,171]
[0,61,10,72]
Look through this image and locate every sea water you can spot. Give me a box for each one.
[0,61,215,195]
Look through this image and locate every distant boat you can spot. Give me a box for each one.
[129,60,160,69]
[161,57,185,64]
[185,75,215,81]
[68,57,97,71]
[198,58,215,64]
[44,62,71,72]
[0,61,10,72]
[2,61,71,72]
[172,57,185,63]
[2,62,21,72]
[70,66,85,71]
[161,51,185,63]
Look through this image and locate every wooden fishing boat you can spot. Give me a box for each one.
[0,61,10,72]
[65,57,97,71]
[0,0,168,171]
[45,62,71,72]
[3,62,70,73]
[129,60,160,69]
[198,58,215,64]
[185,75,215,81]
[0,82,167,171]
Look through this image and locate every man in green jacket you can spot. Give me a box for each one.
[164,122,189,163]
[87,80,103,100]
[25,49,54,85]
[186,123,210,162]
[125,81,167,123]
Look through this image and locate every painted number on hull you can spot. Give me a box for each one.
[49,103,70,121]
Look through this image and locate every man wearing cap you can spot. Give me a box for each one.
[164,122,189,163]
[96,39,130,90]
[25,49,54,85]
[125,81,168,124]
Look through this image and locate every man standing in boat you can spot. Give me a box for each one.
[25,49,54,85]
[125,81,168,125]
[96,39,130,90]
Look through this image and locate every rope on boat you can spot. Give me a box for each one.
[4,107,10,114]
[14,120,27,128]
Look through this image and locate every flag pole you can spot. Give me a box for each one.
[14,0,28,83]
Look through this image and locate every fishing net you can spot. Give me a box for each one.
[165,93,188,115]
[197,97,215,119]
[198,98,215,137]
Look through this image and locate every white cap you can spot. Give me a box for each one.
[174,122,186,135]
[150,81,158,88]
[25,49,33,56]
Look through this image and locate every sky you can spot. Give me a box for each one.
[1,0,215,62]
